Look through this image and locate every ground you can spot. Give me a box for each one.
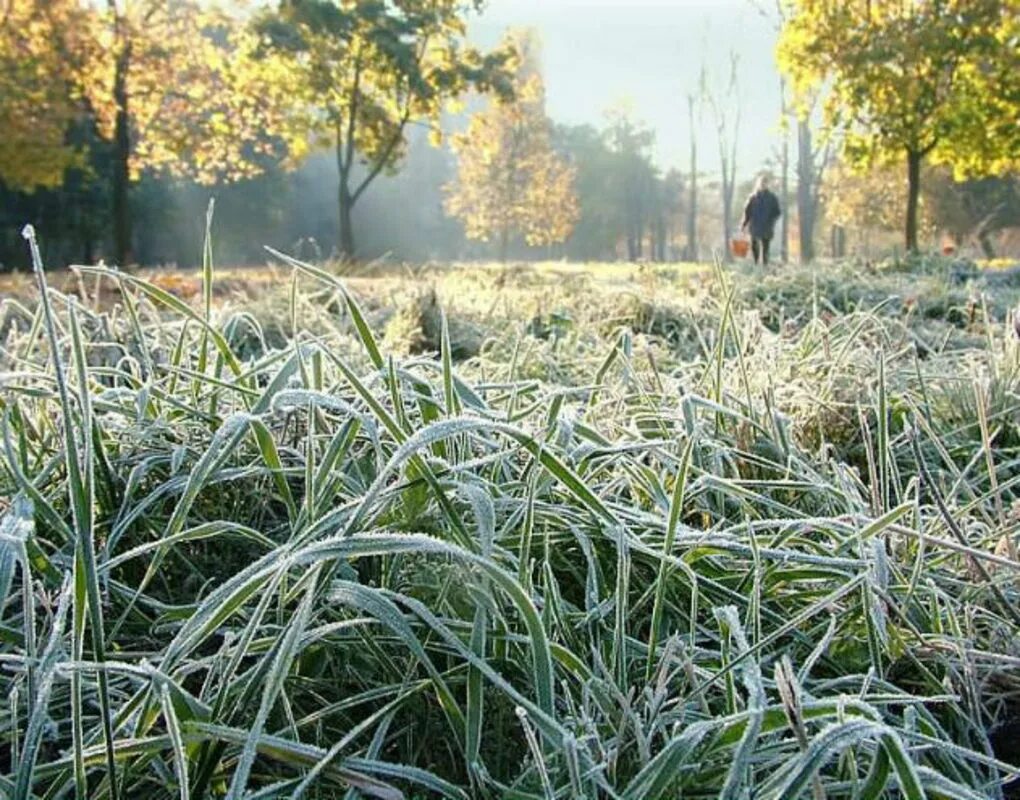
[1,254,1019,798]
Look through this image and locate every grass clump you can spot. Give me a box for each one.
[1,241,1019,798]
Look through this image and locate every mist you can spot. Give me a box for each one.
[0,1,792,268]
[2,0,1016,269]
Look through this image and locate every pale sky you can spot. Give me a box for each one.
[469,0,784,182]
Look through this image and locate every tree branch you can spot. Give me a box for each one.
[351,106,413,204]
[351,23,433,205]
[342,48,364,178]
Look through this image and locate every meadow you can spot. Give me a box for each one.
[2,236,1020,799]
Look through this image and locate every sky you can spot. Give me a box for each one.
[468,0,785,181]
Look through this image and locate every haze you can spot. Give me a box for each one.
[470,0,784,174]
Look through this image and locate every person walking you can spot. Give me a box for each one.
[741,176,782,266]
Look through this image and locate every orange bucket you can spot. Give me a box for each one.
[731,239,749,258]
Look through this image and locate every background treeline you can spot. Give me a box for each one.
[1,0,1018,270]
[0,113,693,268]
[3,115,1018,270]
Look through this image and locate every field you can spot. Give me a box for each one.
[2,242,1020,799]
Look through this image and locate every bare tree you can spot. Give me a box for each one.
[753,0,830,263]
[684,84,702,261]
[778,78,790,262]
[707,52,741,263]
[796,115,831,262]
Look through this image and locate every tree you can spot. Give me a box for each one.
[0,0,88,192]
[553,124,620,260]
[779,0,1020,253]
[754,1,792,263]
[684,87,702,261]
[655,169,684,261]
[445,33,578,262]
[824,160,933,255]
[0,1,286,265]
[750,0,832,263]
[795,108,831,263]
[258,0,514,259]
[777,79,790,263]
[706,52,741,263]
[89,1,292,264]
[925,171,1020,257]
[604,105,657,261]
[553,119,678,262]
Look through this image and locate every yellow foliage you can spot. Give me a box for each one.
[778,0,1020,175]
[0,0,294,191]
[255,0,513,181]
[0,0,88,190]
[824,162,933,235]
[445,36,579,254]
[85,1,294,183]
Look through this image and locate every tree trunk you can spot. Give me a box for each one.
[635,187,645,261]
[336,136,355,259]
[830,224,846,258]
[796,120,816,263]
[721,166,735,264]
[111,31,132,265]
[905,148,922,253]
[499,225,509,263]
[338,182,355,259]
[721,53,741,264]
[627,228,639,261]
[978,230,996,258]
[721,202,731,263]
[686,95,698,262]
[779,78,789,263]
[714,67,740,265]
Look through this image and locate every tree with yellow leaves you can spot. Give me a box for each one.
[89,1,295,264]
[779,0,1020,253]
[445,32,579,262]
[0,0,89,191]
[255,0,515,259]
[0,1,293,264]
[823,160,934,255]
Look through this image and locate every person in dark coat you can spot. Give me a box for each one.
[741,176,782,266]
